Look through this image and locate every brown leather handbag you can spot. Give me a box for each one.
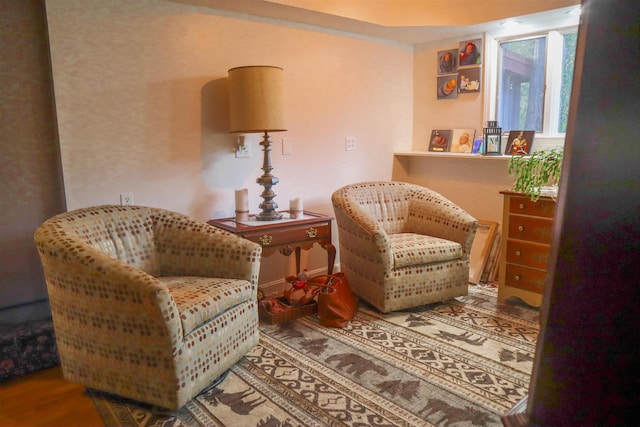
[307,272,358,328]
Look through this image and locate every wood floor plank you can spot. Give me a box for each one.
[0,366,103,426]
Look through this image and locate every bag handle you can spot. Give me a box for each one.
[307,275,343,292]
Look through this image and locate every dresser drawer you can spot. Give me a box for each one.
[505,240,551,270]
[504,264,547,294]
[243,223,330,247]
[509,196,556,218]
[508,215,554,244]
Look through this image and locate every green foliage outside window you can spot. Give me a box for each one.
[559,33,577,133]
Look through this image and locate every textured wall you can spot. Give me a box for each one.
[44,0,413,283]
[0,0,66,323]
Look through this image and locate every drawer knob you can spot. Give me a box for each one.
[306,227,318,238]
[515,250,522,257]
[514,275,521,281]
[518,225,525,232]
[258,234,273,246]
[519,203,526,210]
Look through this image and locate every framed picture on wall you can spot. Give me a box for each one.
[458,67,481,93]
[428,129,451,152]
[437,75,458,100]
[505,130,535,155]
[459,38,482,66]
[437,49,459,75]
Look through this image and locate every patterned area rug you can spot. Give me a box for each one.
[90,284,539,426]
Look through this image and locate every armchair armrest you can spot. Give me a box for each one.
[154,213,262,285]
[332,196,394,271]
[404,189,478,258]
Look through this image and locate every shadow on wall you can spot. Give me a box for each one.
[198,77,259,219]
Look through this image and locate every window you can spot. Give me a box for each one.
[496,29,577,136]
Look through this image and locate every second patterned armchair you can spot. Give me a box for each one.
[332,181,478,313]
[34,205,262,410]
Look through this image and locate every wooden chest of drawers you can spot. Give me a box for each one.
[498,191,556,307]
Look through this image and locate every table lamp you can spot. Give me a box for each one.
[228,65,287,221]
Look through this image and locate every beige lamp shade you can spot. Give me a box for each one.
[228,66,286,133]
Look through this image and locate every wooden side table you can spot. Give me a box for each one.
[208,211,335,275]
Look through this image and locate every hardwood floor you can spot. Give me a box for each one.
[0,366,103,426]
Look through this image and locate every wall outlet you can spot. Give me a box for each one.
[235,146,250,158]
[345,136,356,151]
[120,192,134,206]
[235,136,250,158]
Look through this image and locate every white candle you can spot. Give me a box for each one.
[290,198,302,212]
[235,189,249,212]
[290,198,303,219]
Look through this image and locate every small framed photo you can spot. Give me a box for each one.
[428,129,451,152]
[450,129,476,153]
[458,67,481,93]
[437,75,459,100]
[459,38,482,67]
[437,49,458,75]
[505,130,535,155]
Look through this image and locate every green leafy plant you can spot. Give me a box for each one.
[508,147,564,201]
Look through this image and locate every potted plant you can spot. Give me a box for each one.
[508,147,564,201]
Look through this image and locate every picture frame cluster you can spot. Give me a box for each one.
[437,38,483,100]
[428,128,535,154]
[429,129,479,153]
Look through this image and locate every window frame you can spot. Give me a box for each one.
[485,26,578,139]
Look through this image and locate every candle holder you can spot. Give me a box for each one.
[483,121,502,155]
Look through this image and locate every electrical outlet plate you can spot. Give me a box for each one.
[345,137,356,151]
[235,146,250,158]
[120,193,134,206]
[235,136,250,158]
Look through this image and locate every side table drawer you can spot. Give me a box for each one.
[244,223,330,247]
[504,264,547,294]
[509,196,556,218]
[508,215,554,244]
[505,240,551,270]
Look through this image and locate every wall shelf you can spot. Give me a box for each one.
[394,151,511,161]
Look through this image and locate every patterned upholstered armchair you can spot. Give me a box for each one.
[34,205,262,410]
[332,182,478,313]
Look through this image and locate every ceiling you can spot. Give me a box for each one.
[175,0,582,45]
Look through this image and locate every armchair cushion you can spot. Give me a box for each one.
[159,276,255,337]
[388,233,463,269]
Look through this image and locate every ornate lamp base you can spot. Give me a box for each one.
[256,131,283,221]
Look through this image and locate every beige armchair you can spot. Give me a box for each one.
[332,182,478,313]
[34,205,262,410]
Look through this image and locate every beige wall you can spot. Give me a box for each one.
[0,0,65,323]
[45,0,413,284]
